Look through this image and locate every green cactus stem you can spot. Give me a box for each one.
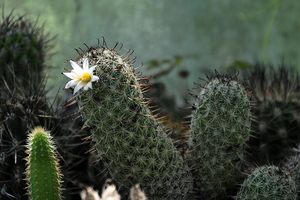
[279,149,300,196]
[187,71,252,199]
[63,40,194,199]
[235,165,297,200]
[24,126,63,200]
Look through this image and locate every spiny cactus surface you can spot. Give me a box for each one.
[63,40,194,199]
[235,165,297,200]
[188,71,252,199]
[25,126,63,200]
[279,149,300,195]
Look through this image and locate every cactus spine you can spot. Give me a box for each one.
[25,126,63,200]
[64,41,193,199]
[188,71,252,199]
[236,165,297,200]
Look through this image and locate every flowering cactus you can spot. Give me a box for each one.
[63,40,194,199]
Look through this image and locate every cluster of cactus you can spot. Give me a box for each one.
[0,11,103,200]
[3,9,300,200]
[0,11,52,199]
[236,165,297,200]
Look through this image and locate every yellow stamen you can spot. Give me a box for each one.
[80,72,92,82]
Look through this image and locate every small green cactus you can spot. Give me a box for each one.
[235,165,297,200]
[24,126,63,200]
[187,71,252,199]
[63,40,194,199]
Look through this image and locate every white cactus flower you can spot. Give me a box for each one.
[63,58,99,94]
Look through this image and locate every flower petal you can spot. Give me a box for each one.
[85,82,92,89]
[63,72,76,79]
[73,82,85,94]
[65,80,79,88]
[83,58,89,71]
[88,65,97,73]
[70,60,84,73]
[91,75,99,82]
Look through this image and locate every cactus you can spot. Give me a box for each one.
[63,40,194,199]
[245,64,300,166]
[235,165,297,200]
[24,126,63,200]
[279,148,300,196]
[187,71,252,199]
[0,74,50,199]
[0,10,103,199]
[0,71,98,199]
[0,12,53,198]
[0,10,53,87]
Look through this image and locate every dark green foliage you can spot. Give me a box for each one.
[236,165,297,200]
[68,41,194,199]
[245,64,300,166]
[187,71,252,199]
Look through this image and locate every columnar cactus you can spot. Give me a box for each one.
[24,126,63,200]
[245,64,300,165]
[235,165,297,200]
[187,71,252,199]
[63,40,194,199]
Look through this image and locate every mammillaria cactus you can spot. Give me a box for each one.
[279,147,300,196]
[235,165,297,200]
[62,39,194,199]
[187,71,252,199]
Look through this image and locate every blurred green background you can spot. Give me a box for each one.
[2,0,300,109]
